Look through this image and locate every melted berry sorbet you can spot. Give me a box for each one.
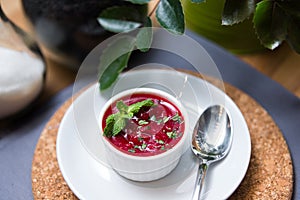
[102,93,185,156]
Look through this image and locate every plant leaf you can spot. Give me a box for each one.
[287,18,300,54]
[222,0,255,25]
[166,131,177,139]
[98,36,136,91]
[190,0,205,3]
[136,17,153,52]
[277,1,300,19]
[128,99,154,114]
[156,0,185,34]
[104,113,126,137]
[171,112,182,122]
[125,0,150,4]
[98,6,143,33]
[116,100,129,114]
[253,0,288,50]
[103,99,154,137]
[276,1,300,53]
[113,117,126,136]
[103,114,116,137]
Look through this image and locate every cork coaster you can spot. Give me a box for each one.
[31,72,293,199]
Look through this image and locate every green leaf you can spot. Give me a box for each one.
[141,143,147,149]
[128,99,154,114]
[113,117,126,136]
[103,113,126,137]
[98,19,141,33]
[98,6,143,33]
[99,55,128,91]
[150,115,156,122]
[103,99,154,137]
[128,149,136,153]
[125,0,150,4]
[156,0,185,34]
[276,1,300,53]
[157,140,165,144]
[163,116,169,123]
[116,100,128,114]
[98,36,136,91]
[138,120,149,125]
[103,114,116,137]
[171,112,182,122]
[287,18,300,54]
[277,1,300,19]
[253,0,288,50]
[222,0,255,25]
[166,131,177,139]
[136,17,153,52]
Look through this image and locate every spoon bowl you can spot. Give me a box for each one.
[191,105,233,200]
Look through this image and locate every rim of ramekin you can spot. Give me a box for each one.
[98,87,189,161]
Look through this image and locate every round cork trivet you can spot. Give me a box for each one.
[31,72,293,200]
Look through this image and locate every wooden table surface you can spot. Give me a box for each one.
[3,0,300,100]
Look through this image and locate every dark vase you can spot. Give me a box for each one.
[22,0,148,70]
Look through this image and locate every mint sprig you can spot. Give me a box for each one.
[103,99,154,137]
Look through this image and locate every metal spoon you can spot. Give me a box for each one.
[191,105,233,200]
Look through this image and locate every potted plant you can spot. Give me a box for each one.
[182,0,300,54]
[97,0,300,90]
[22,0,148,69]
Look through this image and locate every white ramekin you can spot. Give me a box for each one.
[99,88,189,181]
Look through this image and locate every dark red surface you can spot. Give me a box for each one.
[102,93,185,156]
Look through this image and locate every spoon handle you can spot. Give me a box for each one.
[192,162,209,200]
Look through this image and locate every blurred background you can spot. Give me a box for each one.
[0,0,299,120]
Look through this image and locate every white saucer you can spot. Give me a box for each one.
[57,69,251,200]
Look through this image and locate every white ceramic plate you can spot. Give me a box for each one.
[57,69,251,200]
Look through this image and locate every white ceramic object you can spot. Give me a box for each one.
[98,88,190,181]
[0,46,45,119]
[57,69,251,200]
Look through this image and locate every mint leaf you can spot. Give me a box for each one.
[128,99,154,114]
[163,116,169,123]
[156,0,185,34]
[166,131,177,139]
[103,113,126,137]
[222,0,255,25]
[128,149,136,153]
[156,139,165,144]
[98,36,136,91]
[125,0,150,4]
[156,119,163,125]
[103,114,116,137]
[150,115,157,122]
[171,112,182,122]
[141,143,147,149]
[138,120,149,125]
[116,100,128,114]
[278,1,300,53]
[253,0,288,50]
[103,99,154,137]
[113,116,126,136]
[98,6,143,33]
[136,17,153,52]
